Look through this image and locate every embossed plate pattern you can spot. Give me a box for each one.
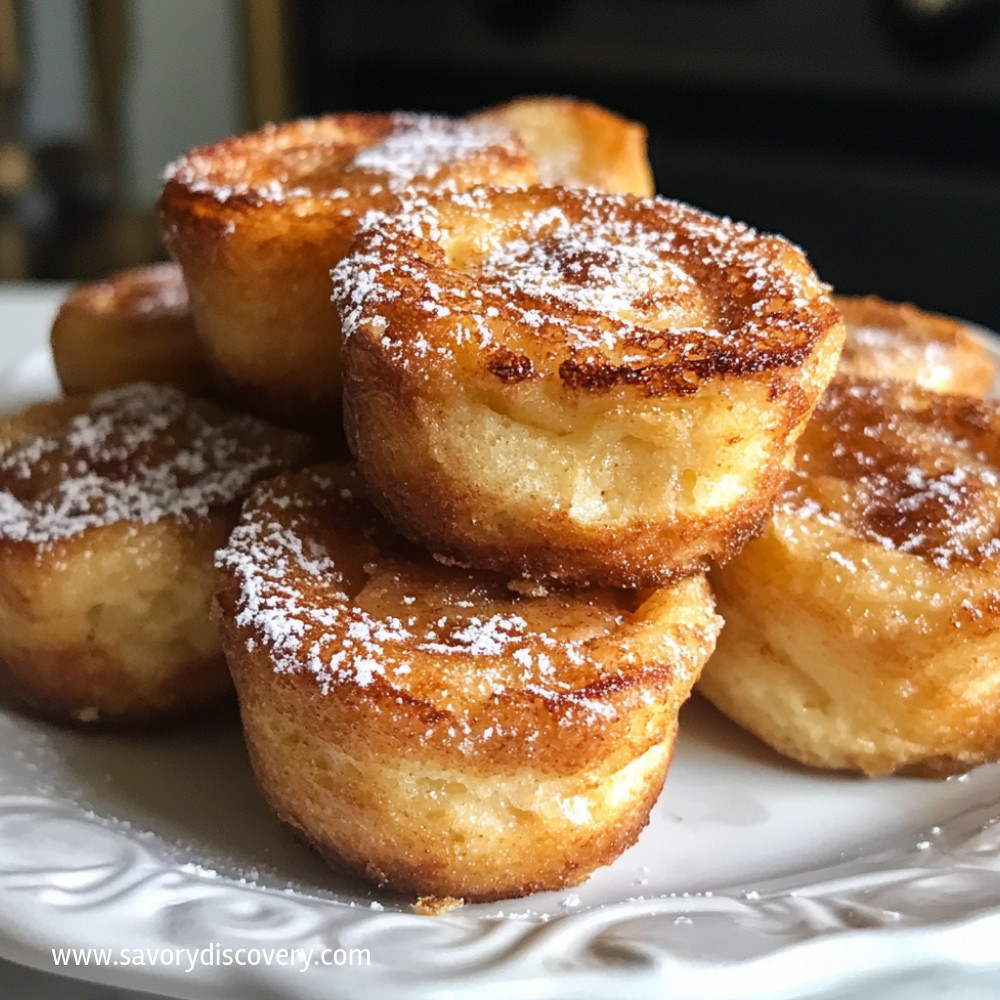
[1,287,1000,1000]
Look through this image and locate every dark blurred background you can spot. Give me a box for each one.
[3,0,999,329]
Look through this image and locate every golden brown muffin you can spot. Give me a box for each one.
[158,113,540,431]
[335,185,845,588]
[470,95,655,195]
[700,377,1000,777]
[0,384,316,726]
[836,295,996,396]
[216,464,722,902]
[158,100,657,434]
[50,263,214,397]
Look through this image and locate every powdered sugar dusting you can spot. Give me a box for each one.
[163,113,522,206]
[352,114,518,193]
[218,467,720,733]
[331,186,834,380]
[0,384,309,546]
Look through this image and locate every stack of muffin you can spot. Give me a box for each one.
[1,97,999,905]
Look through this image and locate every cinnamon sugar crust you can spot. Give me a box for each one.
[216,464,721,900]
[335,185,845,586]
[702,377,1000,777]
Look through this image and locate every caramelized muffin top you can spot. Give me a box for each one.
[162,113,537,213]
[835,294,996,396]
[333,185,841,397]
[0,384,315,546]
[58,263,190,320]
[217,463,720,750]
[781,378,1000,571]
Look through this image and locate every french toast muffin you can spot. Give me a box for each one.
[159,100,656,433]
[470,95,655,196]
[700,378,1000,777]
[836,295,996,396]
[158,112,539,431]
[0,384,316,725]
[50,263,214,397]
[215,464,722,901]
[334,185,845,588]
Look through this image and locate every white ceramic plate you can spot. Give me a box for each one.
[2,287,1000,1000]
